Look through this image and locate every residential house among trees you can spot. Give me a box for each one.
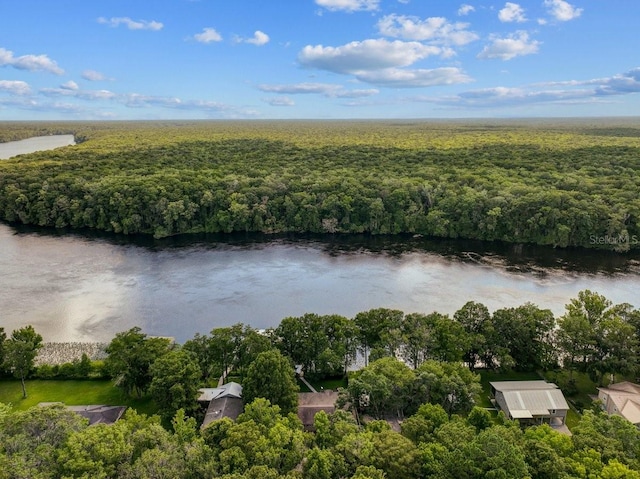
[490,380,569,426]
[198,382,244,428]
[597,381,640,426]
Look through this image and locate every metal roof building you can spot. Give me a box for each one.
[490,380,569,426]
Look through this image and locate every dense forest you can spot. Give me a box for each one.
[2,290,640,478]
[1,119,640,250]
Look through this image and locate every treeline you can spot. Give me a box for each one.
[0,121,639,249]
[3,290,639,400]
[3,381,640,478]
[3,290,640,477]
[185,290,640,388]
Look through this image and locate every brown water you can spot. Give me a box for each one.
[1,223,639,343]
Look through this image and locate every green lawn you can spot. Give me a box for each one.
[310,377,348,391]
[0,379,157,415]
[543,370,598,410]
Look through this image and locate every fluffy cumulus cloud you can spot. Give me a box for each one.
[377,14,478,46]
[97,17,163,31]
[60,80,79,91]
[477,31,540,60]
[82,70,108,81]
[544,0,583,21]
[498,2,527,23]
[315,0,380,12]
[299,39,442,74]
[258,82,379,98]
[458,4,475,16]
[0,80,31,95]
[0,47,63,75]
[194,28,223,43]
[237,31,270,46]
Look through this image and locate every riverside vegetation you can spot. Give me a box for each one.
[2,290,640,478]
[1,119,640,250]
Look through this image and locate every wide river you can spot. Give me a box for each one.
[1,223,639,343]
[0,135,76,159]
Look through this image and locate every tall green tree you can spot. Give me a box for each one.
[492,303,556,371]
[454,301,491,370]
[242,349,299,415]
[413,360,481,416]
[353,308,404,365]
[347,357,415,419]
[3,325,43,398]
[104,327,172,397]
[149,350,202,424]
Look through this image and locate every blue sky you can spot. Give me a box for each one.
[0,0,638,120]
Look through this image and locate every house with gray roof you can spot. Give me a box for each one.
[199,382,244,428]
[490,380,569,426]
[38,403,127,425]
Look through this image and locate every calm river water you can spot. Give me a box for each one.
[0,135,76,160]
[1,223,639,343]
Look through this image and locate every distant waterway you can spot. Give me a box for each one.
[1,223,639,343]
[0,135,75,159]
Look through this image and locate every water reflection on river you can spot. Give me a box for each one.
[1,223,639,343]
[0,135,76,159]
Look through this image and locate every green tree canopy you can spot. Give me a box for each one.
[242,349,299,415]
[149,349,202,424]
[3,325,43,398]
[104,327,173,397]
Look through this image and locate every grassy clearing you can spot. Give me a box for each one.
[306,377,348,392]
[543,370,598,411]
[0,379,157,415]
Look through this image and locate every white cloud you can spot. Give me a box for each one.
[499,2,527,23]
[315,0,380,12]
[355,67,473,88]
[194,28,223,43]
[0,47,64,75]
[60,81,79,91]
[458,4,475,16]
[446,86,594,108]
[258,82,379,98]
[97,17,163,31]
[265,96,295,106]
[243,31,270,46]
[0,80,31,95]
[41,87,117,101]
[477,31,540,60]
[544,0,583,21]
[35,84,257,118]
[377,14,479,46]
[415,67,640,109]
[593,68,640,95]
[82,70,108,81]
[299,39,442,74]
